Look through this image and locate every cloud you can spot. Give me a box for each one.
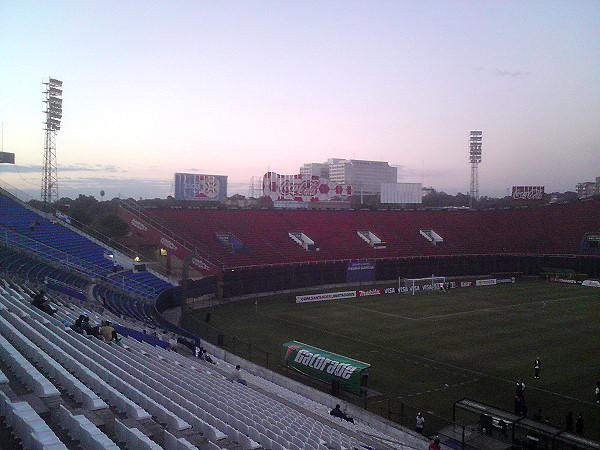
[495,69,530,77]
[0,163,123,173]
[0,164,42,173]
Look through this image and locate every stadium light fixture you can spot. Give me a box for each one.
[42,77,63,204]
[469,130,482,207]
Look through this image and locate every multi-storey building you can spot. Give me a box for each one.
[577,177,600,198]
[299,158,397,196]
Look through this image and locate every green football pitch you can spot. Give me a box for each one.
[183,278,600,440]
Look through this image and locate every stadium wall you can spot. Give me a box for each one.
[221,254,600,297]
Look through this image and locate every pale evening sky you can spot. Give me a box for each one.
[0,1,599,200]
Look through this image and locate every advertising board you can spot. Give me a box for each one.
[263,172,351,202]
[380,182,422,204]
[0,152,15,164]
[282,341,370,395]
[346,261,375,282]
[511,186,544,201]
[174,173,227,201]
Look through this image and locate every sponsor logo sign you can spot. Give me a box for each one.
[582,280,600,288]
[296,291,356,303]
[357,289,382,297]
[549,277,579,284]
[131,219,148,232]
[282,341,370,394]
[160,237,177,250]
[347,261,375,283]
[476,279,497,286]
[512,186,544,201]
[496,277,516,284]
[296,286,401,303]
[263,172,352,202]
[191,258,212,272]
[347,262,375,271]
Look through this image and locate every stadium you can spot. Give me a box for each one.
[0,180,599,449]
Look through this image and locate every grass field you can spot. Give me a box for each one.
[182,278,600,441]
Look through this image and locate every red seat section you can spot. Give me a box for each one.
[137,200,600,270]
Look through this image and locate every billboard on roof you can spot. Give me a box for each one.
[380,182,422,204]
[0,152,15,164]
[174,173,227,201]
[262,172,351,202]
[511,186,544,201]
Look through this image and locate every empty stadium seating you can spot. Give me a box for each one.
[138,200,600,272]
[0,277,426,449]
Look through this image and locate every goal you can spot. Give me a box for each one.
[399,275,446,295]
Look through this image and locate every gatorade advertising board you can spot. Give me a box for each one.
[282,341,370,395]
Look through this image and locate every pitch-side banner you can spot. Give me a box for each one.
[512,186,544,201]
[282,341,370,394]
[263,172,352,202]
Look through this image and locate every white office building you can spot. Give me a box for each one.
[300,158,397,196]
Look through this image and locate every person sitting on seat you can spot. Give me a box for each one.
[71,315,90,334]
[330,404,354,424]
[31,290,57,315]
[197,346,217,364]
[99,320,121,343]
[229,365,247,385]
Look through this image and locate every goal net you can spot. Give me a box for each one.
[399,275,446,295]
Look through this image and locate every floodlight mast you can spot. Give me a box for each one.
[42,77,63,205]
[469,130,482,208]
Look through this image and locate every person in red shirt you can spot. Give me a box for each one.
[428,437,441,450]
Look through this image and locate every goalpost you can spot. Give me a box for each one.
[399,274,446,295]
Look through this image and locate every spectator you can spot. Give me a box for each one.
[575,413,584,434]
[428,437,441,450]
[71,315,90,334]
[99,320,120,343]
[415,412,425,434]
[329,404,354,424]
[229,365,247,385]
[87,322,101,337]
[31,290,57,315]
[200,347,217,364]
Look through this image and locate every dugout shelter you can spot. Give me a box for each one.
[453,398,600,450]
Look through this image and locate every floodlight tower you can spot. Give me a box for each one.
[469,130,482,208]
[42,78,63,205]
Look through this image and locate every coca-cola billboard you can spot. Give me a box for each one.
[263,172,352,202]
[512,186,544,201]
